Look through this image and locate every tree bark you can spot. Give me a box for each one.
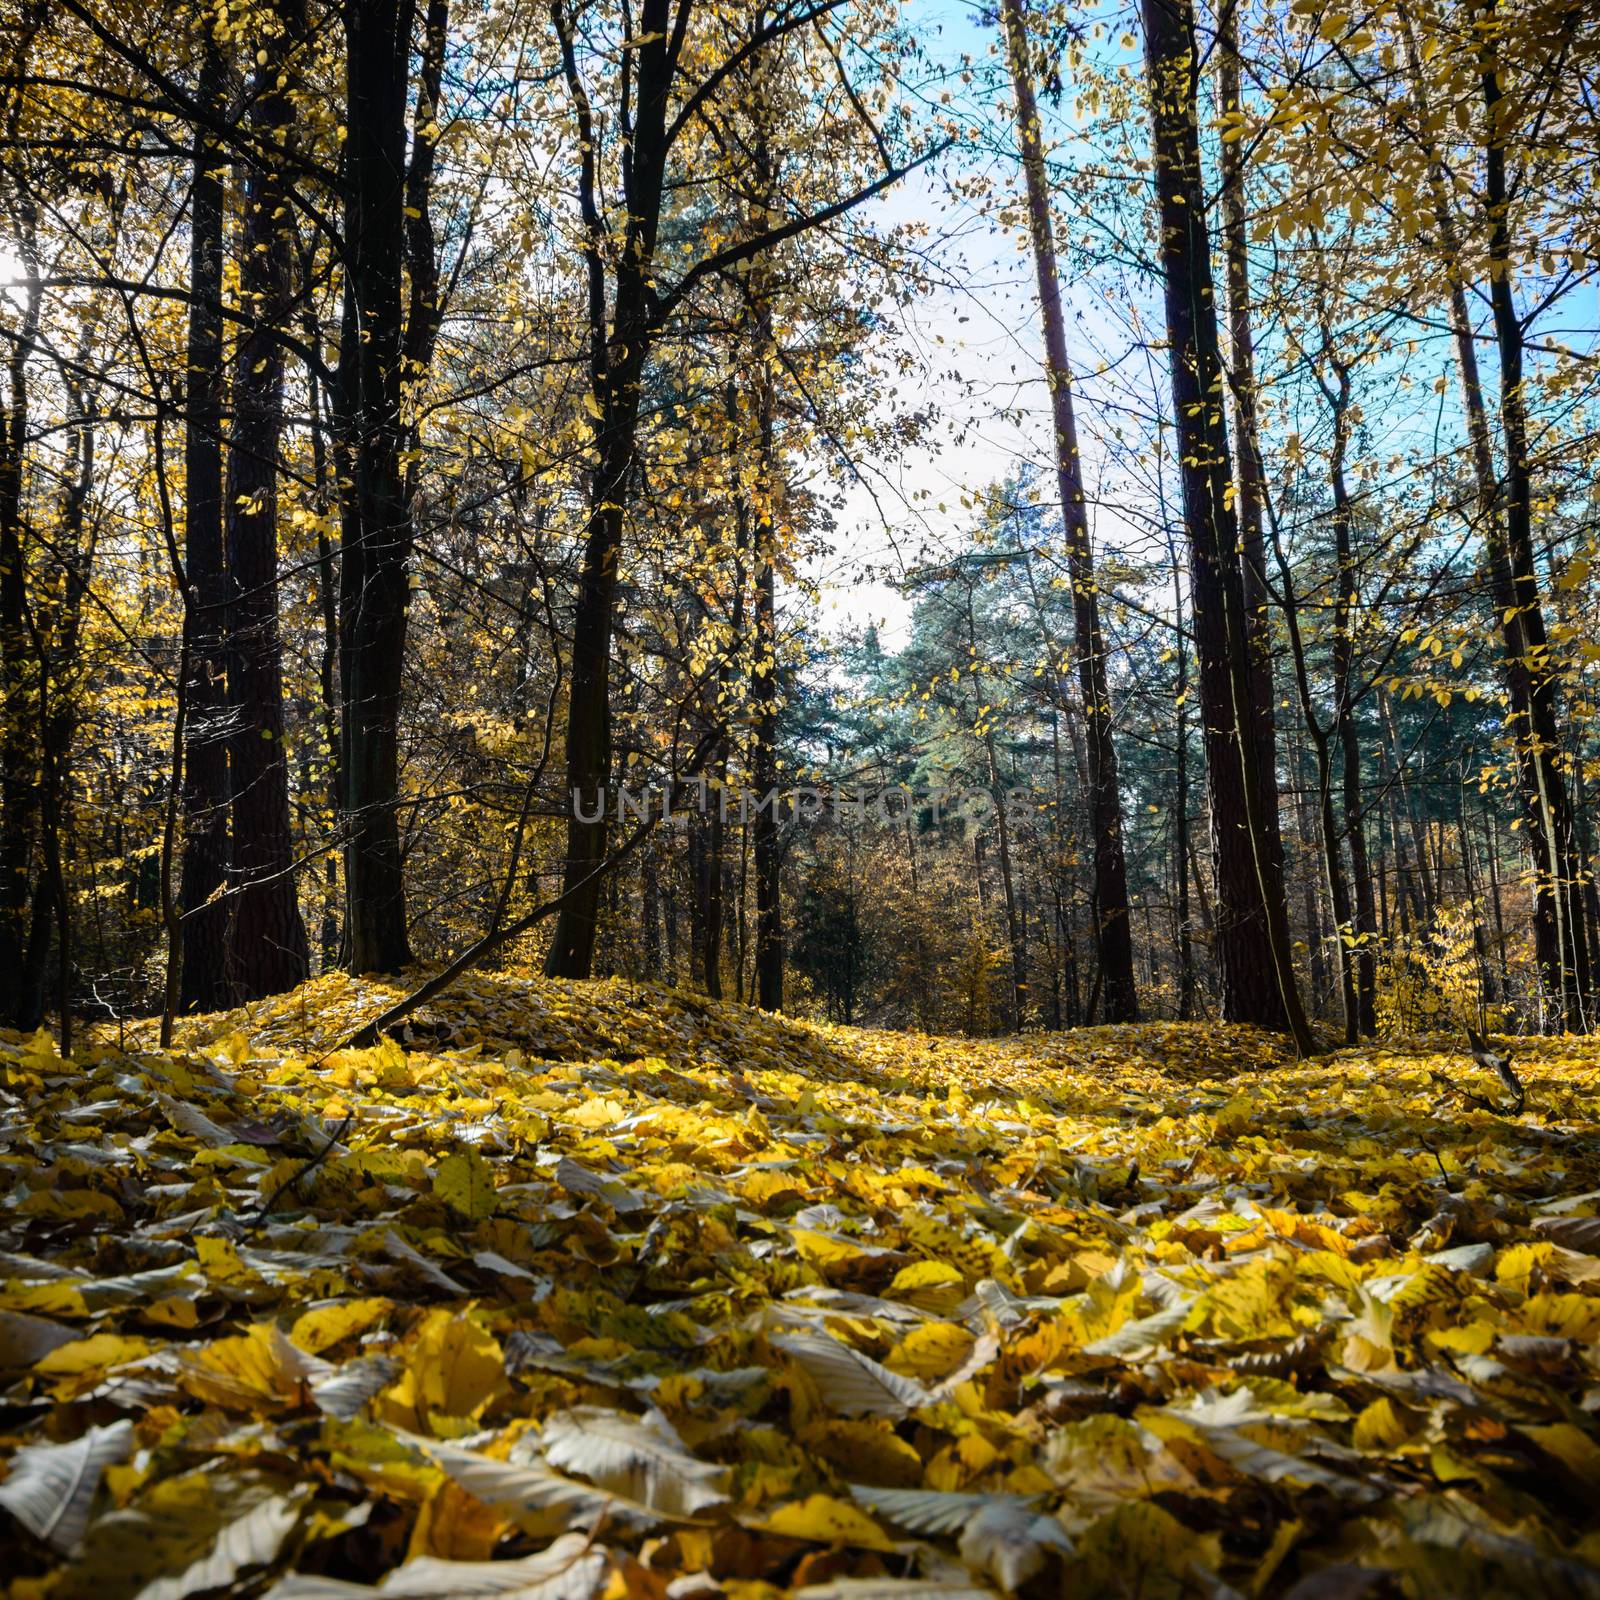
[641,835,661,980]
[1396,0,1589,1029]
[752,383,783,1012]
[178,24,231,1012]
[0,4,42,1027]
[1216,0,1279,847]
[1000,0,1137,1022]
[545,0,675,979]
[224,0,310,1000]
[1141,0,1311,1050]
[1478,2,1589,1029]
[338,0,425,974]
[1168,533,1196,1019]
[1325,349,1377,1034]
[0,265,39,1029]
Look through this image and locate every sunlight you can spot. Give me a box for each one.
[0,243,25,311]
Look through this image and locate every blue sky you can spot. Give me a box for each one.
[810,0,1156,646]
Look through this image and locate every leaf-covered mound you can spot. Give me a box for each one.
[2,974,1599,1600]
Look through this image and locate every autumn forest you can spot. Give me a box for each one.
[1,0,1599,1594]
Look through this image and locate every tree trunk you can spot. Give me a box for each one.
[1457,778,1497,1006]
[1479,4,1589,1029]
[1398,0,1589,1029]
[700,776,725,999]
[1482,790,1509,997]
[663,829,679,982]
[0,260,39,1029]
[178,26,231,1012]
[545,0,675,979]
[1000,0,1137,1022]
[986,731,1026,1030]
[1141,0,1312,1050]
[1291,708,1329,1014]
[641,836,661,980]
[752,394,783,1012]
[301,306,343,972]
[223,0,309,1000]
[1171,541,1196,1019]
[338,0,425,975]
[1325,352,1377,1034]
[1216,1,1279,842]
[0,0,42,1028]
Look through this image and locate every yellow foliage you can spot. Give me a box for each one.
[0,973,1594,1596]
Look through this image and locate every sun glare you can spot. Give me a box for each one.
[0,245,25,310]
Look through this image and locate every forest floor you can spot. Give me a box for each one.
[2,974,1600,1599]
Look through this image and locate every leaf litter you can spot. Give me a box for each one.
[0,969,1597,1597]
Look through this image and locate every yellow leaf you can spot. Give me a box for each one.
[1352,1397,1414,1452]
[406,1479,508,1560]
[292,1298,394,1355]
[1522,1423,1600,1490]
[195,1237,266,1287]
[567,1096,627,1129]
[179,1324,300,1410]
[434,1149,498,1220]
[790,1229,868,1270]
[35,1333,155,1376]
[1073,1501,1221,1595]
[885,1260,965,1313]
[802,1421,925,1488]
[887,1322,975,1381]
[742,1170,806,1209]
[761,1493,895,1550]
[1517,1293,1600,1342]
[386,1310,505,1425]
[17,1189,123,1222]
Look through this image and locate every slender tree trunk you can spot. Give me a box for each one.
[301,309,343,972]
[18,871,52,1032]
[1171,546,1195,1019]
[1375,817,1390,942]
[338,0,427,975]
[0,1,42,1027]
[1291,709,1329,1014]
[1457,778,1497,1006]
[545,0,674,979]
[0,263,39,1028]
[699,453,745,1002]
[1573,756,1600,1000]
[178,27,231,1012]
[663,830,679,982]
[700,768,725,999]
[1000,0,1137,1021]
[685,814,703,985]
[641,836,660,980]
[1478,5,1588,1029]
[1325,353,1377,1034]
[1288,671,1357,1039]
[1379,692,1427,931]
[1399,0,1589,1029]
[985,731,1026,1030]
[1216,1,1279,834]
[1141,0,1311,1050]
[223,0,309,999]
[1387,783,1419,933]
[736,805,750,1001]
[1483,790,1509,997]
[752,387,783,1012]
[1380,687,1436,921]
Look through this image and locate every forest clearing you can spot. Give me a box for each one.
[3,0,1600,1591]
[1,980,1599,1598]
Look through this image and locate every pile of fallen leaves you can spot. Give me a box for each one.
[2,972,1599,1600]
